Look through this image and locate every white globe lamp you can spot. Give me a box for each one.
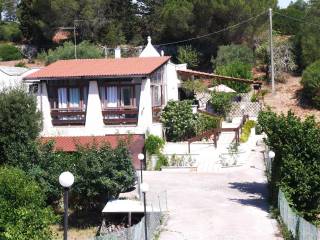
[269,150,275,159]
[59,171,74,188]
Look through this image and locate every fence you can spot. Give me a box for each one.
[278,190,319,240]
[263,143,320,240]
[95,191,167,240]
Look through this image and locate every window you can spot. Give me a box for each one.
[55,87,87,109]
[100,85,139,108]
[151,85,162,106]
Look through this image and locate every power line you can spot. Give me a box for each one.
[155,10,268,47]
[273,11,320,28]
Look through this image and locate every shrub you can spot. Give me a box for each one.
[70,141,135,210]
[0,87,41,167]
[0,166,56,240]
[195,113,221,135]
[240,120,256,143]
[0,22,22,42]
[160,100,197,142]
[39,41,104,65]
[14,61,27,67]
[209,92,235,117]
[215,61,252,93]
[301,60,320,108]
[212,44,254,68]
[145,134,165,155]
[155,153,169,170]
[177,45,200,69]
[258,110,320,221]
[0,44,22,61]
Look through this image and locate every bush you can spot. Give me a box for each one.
[209,92,235,117]
[160,100,197,142]
[0,87,41,167]
[195,113,221,135]
[177,45,200,68]
[155,153,169,170]
[14,61,27,68]
[0,22,22,42]
[215,61,252,93]
[70,141,135,210]
[258,110,320,221]
[240,120,256,143]
[0,166,56,240]
[0,44,22,61]
[212,44,254,68]
[38,41,104,65]
[145,134,165,155]
[301,60,320,108]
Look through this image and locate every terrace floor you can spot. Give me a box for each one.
[144,141,282,240]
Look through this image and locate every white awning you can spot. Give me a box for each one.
[208,84,236,93]
[102,199,159,213]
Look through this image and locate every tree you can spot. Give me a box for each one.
[213,44,254,69]
[209,92,235,117]
[38,41,104,65]
[71,141,136,210]
[0,0,18,21]
[0,166,55,240]
[301,60,320,108]
[160,100,196,141]
[0,87,41,167]
[177,45,200,68]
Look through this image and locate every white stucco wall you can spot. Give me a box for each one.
[85,81,104,130]
[38,82,53,135]
[138,77,152,130]
[0,68,39,90]
[165,62,185,101]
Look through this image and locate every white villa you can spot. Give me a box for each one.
[23,37,187,167]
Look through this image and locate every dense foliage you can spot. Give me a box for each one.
[215,61,252,92]
[209,92,235,117]
[258,110,320,222]
[177,45,200,69]
[0,22,22,42]
[145,134,165,155]
[38,41,104,65]
[160,100,196,142]
[0,43,22,61]
[195,113,221,136]
[301,60,320,109]
[0,87,41,167]
[213,44,254,69]
[0,166,56,240]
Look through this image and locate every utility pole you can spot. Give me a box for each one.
[73,21,77,59]
[269,8,275,94]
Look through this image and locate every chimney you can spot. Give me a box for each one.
[115,46,121,58]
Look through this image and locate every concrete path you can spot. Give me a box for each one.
[144,143,282,240]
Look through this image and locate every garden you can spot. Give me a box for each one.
[0,87,136,239]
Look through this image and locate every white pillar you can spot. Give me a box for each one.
[85,81,104,131]
[38,82,53,134]
[138,78,152,130]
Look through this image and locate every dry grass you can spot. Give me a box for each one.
[263,75,320,122]
[51,225,97,240]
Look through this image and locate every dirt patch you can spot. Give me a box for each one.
[263,75,320,122]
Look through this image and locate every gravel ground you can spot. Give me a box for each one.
[263,76,320,122]
[144,143,282,240]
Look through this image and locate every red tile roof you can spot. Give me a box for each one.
[24,57,170,80]
[41,135,145,169]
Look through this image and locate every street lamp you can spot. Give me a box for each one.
[269,150,275,159]
[141,182,149,240]
[138,153,145,183]
[59,171,75,240]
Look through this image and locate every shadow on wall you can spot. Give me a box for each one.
[228,181,269,212]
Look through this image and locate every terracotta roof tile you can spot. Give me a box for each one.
[24,57,170,80]
[41,135,145,169]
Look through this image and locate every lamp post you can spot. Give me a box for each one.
[141,182,149,240]
[138,153,145,183]
[269,150,275,159]
[59,171,75,240]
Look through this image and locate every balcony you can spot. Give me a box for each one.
[51,109,86,126]
[102,108,139,125]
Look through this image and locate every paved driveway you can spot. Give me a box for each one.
[144,144,282,240]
